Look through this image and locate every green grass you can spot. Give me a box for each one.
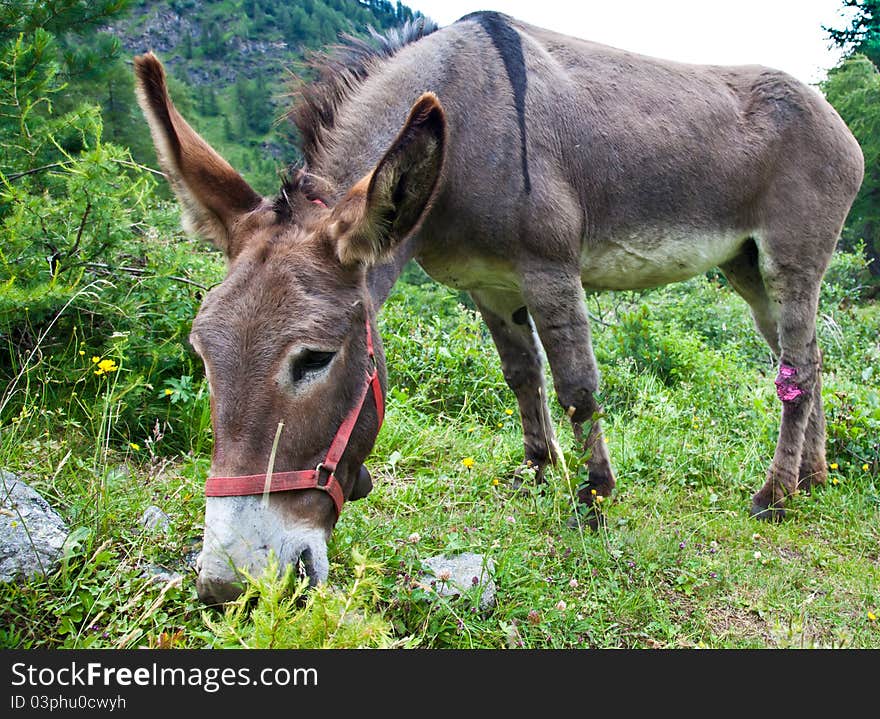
[2,259,879,649]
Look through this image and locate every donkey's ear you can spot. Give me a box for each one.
[134,52,263,258]
[331,92,446,266]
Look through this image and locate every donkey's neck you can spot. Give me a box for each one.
[366,239,415,308]
[307,45,448,308]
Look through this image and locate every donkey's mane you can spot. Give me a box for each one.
[288,17,438,167]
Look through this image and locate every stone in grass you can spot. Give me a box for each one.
[139,505,171,534]
[0,471,69,583]
[140,564,184,585]
[420,552,496,611]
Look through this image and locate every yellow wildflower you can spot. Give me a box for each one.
[869,612,877,622]
[830,462,839,470]
[462,457,475,469]
[78,350,85,356]
[505,408,514,415]
[91,356,100,364]
[94,358,118,376]
[832,478,839,485]
[164,388,174,396]
[492,478,500,486]
[863,464,870,472]
[129,443,141,451]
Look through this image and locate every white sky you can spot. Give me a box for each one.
[404,0,857,85]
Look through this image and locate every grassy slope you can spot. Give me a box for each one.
[110,0,424,194]
[2,258,878,649]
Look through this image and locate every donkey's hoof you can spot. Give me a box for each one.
[511,461,544,493]
[567,505,605,532]
[750,500,786,523]
[797,469,826,495]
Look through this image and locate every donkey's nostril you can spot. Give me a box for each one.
[299,548,320,587]
[295,536,330,587]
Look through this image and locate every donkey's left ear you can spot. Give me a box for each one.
[331,93,446,266]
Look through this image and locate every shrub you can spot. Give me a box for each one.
[0,20,223,458]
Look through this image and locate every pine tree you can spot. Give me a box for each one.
[825,0,880,67]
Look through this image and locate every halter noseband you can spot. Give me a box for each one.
[204,317,384,520]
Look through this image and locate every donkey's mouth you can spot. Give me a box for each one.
[196,535,330,605]
[197,492,334,605]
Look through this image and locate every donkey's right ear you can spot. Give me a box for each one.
[134,53,263,259]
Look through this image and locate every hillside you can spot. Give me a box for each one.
[102,0,428,192]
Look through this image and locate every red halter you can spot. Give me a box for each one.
[204,318,384,520]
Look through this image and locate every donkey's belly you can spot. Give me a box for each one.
[418,253,522,293]
[580,228,748,291]
[418,227,748,294]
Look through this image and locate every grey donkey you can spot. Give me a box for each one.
[136,11,864,602]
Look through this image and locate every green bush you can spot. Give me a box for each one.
[606,303,727,387]
[0,19,223,458]
[821,242,873,308]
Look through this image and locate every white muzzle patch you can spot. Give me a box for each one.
[196,495,330,603]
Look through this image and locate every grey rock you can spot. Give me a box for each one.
[0,472,69,582]
[184,544,201,573]
[140,563,183,585]
[139,505,171,534]
[420,552,497,611]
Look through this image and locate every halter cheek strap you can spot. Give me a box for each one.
[204,318,384,520]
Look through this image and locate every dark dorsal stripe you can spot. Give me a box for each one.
[461,11,531,194]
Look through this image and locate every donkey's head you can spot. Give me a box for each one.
[134,53,445,604]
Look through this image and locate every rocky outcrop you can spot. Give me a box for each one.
[0,472,69,583]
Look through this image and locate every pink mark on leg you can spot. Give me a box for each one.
[775,363,805,402]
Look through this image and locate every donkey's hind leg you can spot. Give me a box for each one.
[472,289,559,484]
[749,230,833,520]
[797,365,827,493]
[721,242,828,500]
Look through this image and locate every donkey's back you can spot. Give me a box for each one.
[376,14,864,295]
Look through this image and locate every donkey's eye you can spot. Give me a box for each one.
[291,350,336,382]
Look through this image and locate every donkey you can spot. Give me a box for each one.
[134,12,863,604]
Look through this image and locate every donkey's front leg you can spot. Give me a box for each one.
[471,289,558,485]
[522,269,615,527]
